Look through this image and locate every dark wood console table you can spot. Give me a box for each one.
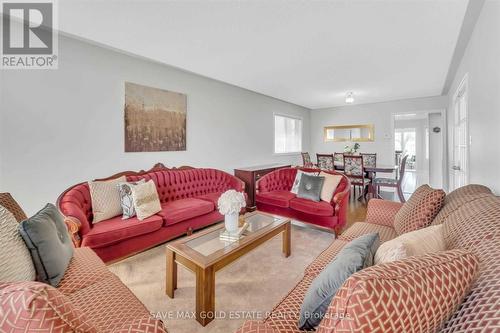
[234,163,291,210]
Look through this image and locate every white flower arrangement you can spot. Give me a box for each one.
[218,190,246,215]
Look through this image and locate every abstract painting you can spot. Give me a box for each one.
[124,82,187,152]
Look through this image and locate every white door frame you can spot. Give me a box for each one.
[451,73,470,190]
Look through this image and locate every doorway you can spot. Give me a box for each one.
[392,110,445,197]
[451,74,469,190]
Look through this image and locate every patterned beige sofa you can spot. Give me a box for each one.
[0,193,166,333]
[236,184,499,332]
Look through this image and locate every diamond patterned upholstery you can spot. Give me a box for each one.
[304,239,348,277]
[339,222,397,243]
[235,321,278,333]
[263,275,315,333]
[440,195,500,332]
[58,247,113,295]
[69,274,153,333]
[0,192,28,222]
[394,184,445,235]
[316,250,479,333]
[0,281,98,333]
[364,199,403,227]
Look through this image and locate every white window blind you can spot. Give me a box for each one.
[274,115,302,153]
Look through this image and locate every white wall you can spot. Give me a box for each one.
[428,113,443,188]
[447,0,500,194]
[310,96,447,169]
[0,35,310,215]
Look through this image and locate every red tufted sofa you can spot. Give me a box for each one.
[58,164,244,263]
[255,167,350,235]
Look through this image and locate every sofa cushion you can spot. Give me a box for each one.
[82,214,163,248]
[297,174,325,202]
[256,191,296,208]
[68,274,154,332]
[394,184,445,235]
[0,205,36,282]
[0,281,98,333]
[158,198,215,226]
[375,224,445,264]
[131,180,162,221]
[289,198,334,217]
[196,191,223,206]
[57,247,113,295]
[88,176,126,223]
[339,222,397,243]
[19,204,74,287]
[299,233,380,330]
[316,250,478,333]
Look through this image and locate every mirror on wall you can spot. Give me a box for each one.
[324,124,374,142]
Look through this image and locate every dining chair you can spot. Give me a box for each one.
[301,152,315,168]
[316,153,335,171]
[361,153,377,167]
[333,152,344,170]
[372,155,408,202]
[343,155,371,200]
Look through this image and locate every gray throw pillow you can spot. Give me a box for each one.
[298,233,380,330]
[297,174,325,202]
[19,203,74,287]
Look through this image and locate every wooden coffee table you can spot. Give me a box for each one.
[165,211,291,326]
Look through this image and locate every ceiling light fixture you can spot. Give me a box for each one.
[345,92,354,104]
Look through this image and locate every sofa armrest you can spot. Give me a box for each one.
[112,315,167,333]
[0,281,97,332]
[64,216,82,248]
[235,321,278,333]
[317,249,479,333]
[365,199,403,227]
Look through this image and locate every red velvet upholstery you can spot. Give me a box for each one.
[81,215,164,248]
[58,167,243,262]
[256,191,296,208]
[196,191,223,206]
[256,168,350,232]
[289,197,334,216]
[158,198,215,226]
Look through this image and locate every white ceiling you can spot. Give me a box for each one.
[58,0,468,109]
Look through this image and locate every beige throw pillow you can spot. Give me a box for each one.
[131,180,161,220]
[375,224,445,264]
[0,205,36,281]
[319,172,342,202]
[88,176,126,223]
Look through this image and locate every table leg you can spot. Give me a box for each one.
[283,222,291,257]
[166,248,177,298]
[195,265,215,326]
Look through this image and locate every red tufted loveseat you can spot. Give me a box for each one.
[58,164,244,263]
[255,167,350,235]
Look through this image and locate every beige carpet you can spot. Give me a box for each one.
[109,223,333,333]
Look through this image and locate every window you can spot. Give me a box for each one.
[274,114,302,154]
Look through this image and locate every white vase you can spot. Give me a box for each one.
[224,213,239,234]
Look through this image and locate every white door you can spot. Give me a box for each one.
[452,75,469,189]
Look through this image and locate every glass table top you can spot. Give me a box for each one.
[185,213,282,256]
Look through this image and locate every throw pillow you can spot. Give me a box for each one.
[88,176,126,223]
[375,224,445,264]
[131,180,162,220]
[297,174,325,202]
[394,184,445,235]
[117,179,145,219]
[319,172,342,202]
[19,204,74,287]
[0,205,36,281]
[298,233,380,330]
[291,170,317,194]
